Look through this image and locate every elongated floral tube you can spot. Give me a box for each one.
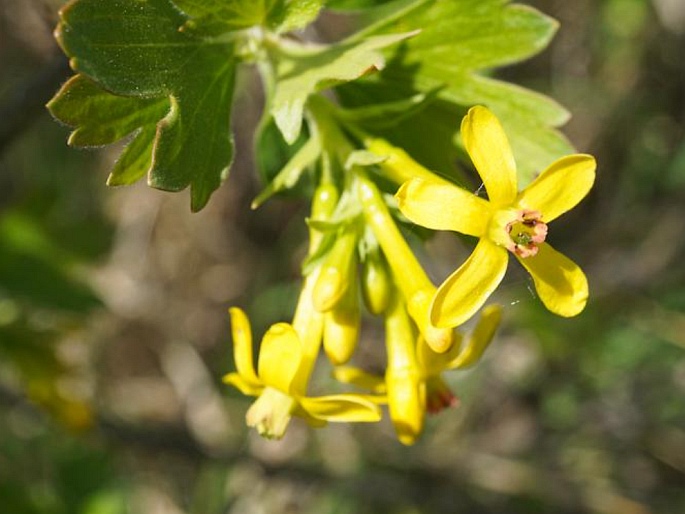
[384,295,425,445]
[356,173,454,353]
[366,138,451,186]
[323,268,361,365]
[312,223,359,312]
[289,183,339,395]
[309,183,339,249]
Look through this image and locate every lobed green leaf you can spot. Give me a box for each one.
[54,0,238,210]
[340,0,574,186]
[271,31,418,143]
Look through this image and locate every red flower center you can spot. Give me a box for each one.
[505,210,548,258]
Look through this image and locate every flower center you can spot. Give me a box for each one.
[505,210,548,258]
[246,387,297,439]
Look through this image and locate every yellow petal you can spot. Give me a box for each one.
[333,366,387,394]
[431,239,508,328]
[416,333,464,377]
[517,154,596,223]
[516,243,589,317]
[222,372,263,397]
[228,307,261,386]
[292,404,328,428]
[258,323,303,393]
[298,394,382,422]
[448,304,502,369]
[461,106,517,206]
[396,178,491,237]
[385,367,426,445]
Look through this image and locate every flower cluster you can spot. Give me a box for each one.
[224,105,596,444]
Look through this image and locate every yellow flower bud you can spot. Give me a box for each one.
[310,183,339,248]
[323,272,361,365]
[312,224,359,312]
[360,245,393,316]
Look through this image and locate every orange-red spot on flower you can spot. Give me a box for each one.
[505,209,548,258]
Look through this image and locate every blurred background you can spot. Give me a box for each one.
[1,0,684,512]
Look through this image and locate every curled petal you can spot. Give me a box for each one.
[416,333,464,377]
[222,372,263,397]
[299,394,382,423]
[431,239,509,328]
[228,307,261,387]
[292,404,327,428]
[517,154,596,223]
[461,106,518,206]
[396,178,491,237]
[333,366,387,394]
[258,323,303,393]
[448,304,502,369]
[516,243,589,317]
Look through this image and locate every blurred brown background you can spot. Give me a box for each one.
[1,0,684,513]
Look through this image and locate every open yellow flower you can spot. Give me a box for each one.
[396,106,596,328]
[335,304,501,445]
[223,307,381,439]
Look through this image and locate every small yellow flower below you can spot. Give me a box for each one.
[223,307,381,439]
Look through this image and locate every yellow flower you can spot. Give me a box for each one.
[223,307,381,439]
[396,106,596,328]
[335,304,501,444]
[417,304,501,413]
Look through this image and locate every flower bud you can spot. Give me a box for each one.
[323,271,361,365]
[360,246,393,316]
[312,224,359,312]
[310,183,339,248]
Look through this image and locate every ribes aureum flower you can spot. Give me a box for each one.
[396,106,596,328]
[335,303,501,445]
[223,307,381,439]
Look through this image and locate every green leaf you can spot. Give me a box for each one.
[270,0,325,32]
[252,133,321,209]
[327,0,398,10]
[255,115,307,184]
[0,212,101,313]
[55,0,237,211]
[335,88,439,129]
[173,0,323,35]
[173,0,279,34]
[47,74,169,186]
[344,149,387,169]
[271,31,418,143]
[340,0,573,186]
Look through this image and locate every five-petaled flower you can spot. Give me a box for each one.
[396,105,596,328]
[223,307,381,439]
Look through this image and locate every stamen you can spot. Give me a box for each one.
[505,210,547,258]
